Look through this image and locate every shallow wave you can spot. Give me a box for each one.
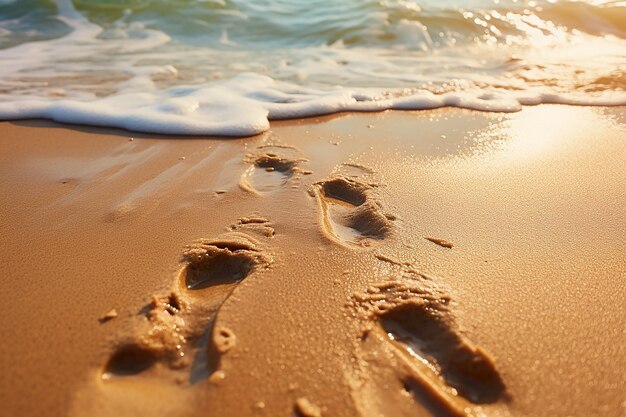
[0,0,624,135]
[32,0,626,49]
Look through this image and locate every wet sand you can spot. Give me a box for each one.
[0,106,624,417]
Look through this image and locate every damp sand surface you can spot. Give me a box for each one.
[0,106,624,417]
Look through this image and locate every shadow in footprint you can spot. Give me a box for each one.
[181,236,268,291]
[102,344,158,379]
[184,247,256,290]
[316,177,393,246]
[189,320,215,383]
[380,301,506,404]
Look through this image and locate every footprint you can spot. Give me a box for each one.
[102,292,188,380]
[350,275,507,415]
[314,173,394,247]
[380,302,506,404]
[239,145,306,194]
[102,217,273,382]
[180,217,273,297]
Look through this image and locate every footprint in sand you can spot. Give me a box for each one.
[313,166,395,247]
[239,145,307,195]
[102,217,273,381]
[180,217,273,380]
[102,292,187,379]
[182,232,271,291]
[380,300,506,404]
[351,274,507,415]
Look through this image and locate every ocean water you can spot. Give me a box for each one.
[0,0,624,135]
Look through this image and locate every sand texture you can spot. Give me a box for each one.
[0,106,624,417]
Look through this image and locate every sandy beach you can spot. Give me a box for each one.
[0,105,624,417]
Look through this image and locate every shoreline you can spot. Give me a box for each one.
[1,105,624,417]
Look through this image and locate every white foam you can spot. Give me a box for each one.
[3,73,625,136]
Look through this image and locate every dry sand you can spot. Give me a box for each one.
[0,105,624,417]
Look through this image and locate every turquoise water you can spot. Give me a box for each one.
[0,0,624,135]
